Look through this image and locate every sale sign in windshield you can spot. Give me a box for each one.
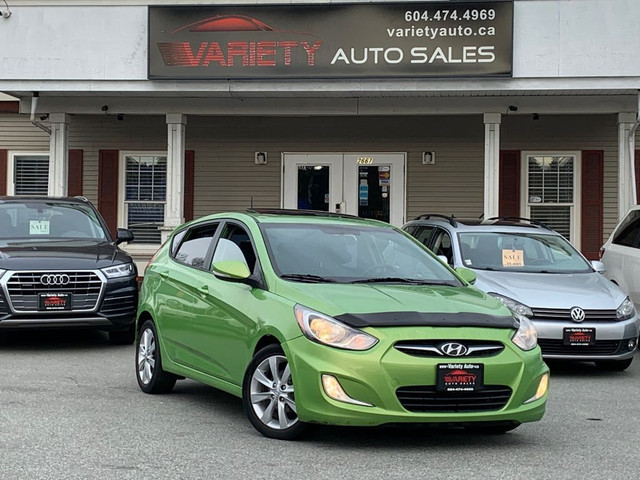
[148,2,513,79]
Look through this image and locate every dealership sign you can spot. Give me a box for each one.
[148,2,513,79]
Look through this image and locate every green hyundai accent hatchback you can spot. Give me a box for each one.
[135,210,548,439]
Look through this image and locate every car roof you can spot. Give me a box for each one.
[0,196,91,205]
[191,209,396,228]
[404,215,560,235]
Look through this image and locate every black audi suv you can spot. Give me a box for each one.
[0,196,138,344]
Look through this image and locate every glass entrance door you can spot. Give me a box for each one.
[343,153,405,225]
[283,154,342,213]
[283,153,406,226]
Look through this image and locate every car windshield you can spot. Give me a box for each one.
[0,202,108,241]
[261,222,462,285]
[458,232,592,273]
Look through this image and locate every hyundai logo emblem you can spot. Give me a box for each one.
[570,307,586,323]
[40,274,71,286]
[440,342,468,357]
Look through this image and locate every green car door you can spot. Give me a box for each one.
[186,221,263,385]
[151,222,220,369]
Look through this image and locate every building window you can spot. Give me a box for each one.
[122,153,167,244]
[9,153,49,195]
[523,153,580,242]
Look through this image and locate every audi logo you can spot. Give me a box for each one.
[40,274,71,286]
[570,307,586,323]
[439,342,468,357]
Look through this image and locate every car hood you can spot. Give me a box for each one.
[0,240,131,271]
[276,282,515,328]
[473,270,626,309]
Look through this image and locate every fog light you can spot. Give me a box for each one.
[628,338,637,351]
[525,373,549,404]
[321,374,373,407]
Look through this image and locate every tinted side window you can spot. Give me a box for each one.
[174,223,219,268]
[212,223,257,273]
[170,229,187,257]
[403,225,416,236]
[431,229,454,265]
[412,226,434,246]
[613,212,640,248]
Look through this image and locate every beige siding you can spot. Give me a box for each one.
[187,115,486,221]
[0,112,634,247]
[68,116,167,206]
[0,114,50,150]
[501,114,619,241]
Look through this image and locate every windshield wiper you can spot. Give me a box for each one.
[279,274,338,283]
[351,277,458,286]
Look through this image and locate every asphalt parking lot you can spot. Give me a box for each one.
[0,330,638,480]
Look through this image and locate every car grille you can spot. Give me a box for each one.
[5,271,103,312]
[532,308,618,322]
[538,339,621,355]
[394,340,504,358]
[396,386,512,413]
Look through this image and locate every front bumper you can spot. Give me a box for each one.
[533,316,639,361]
[285,327,548,427]
[0,275,137,331]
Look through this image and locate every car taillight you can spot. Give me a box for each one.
[599,247,605,259]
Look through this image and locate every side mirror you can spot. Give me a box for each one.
[591,260,606,274]
[455,267,477,285]
[116,228,135,245]
[212,260,251,280]
[437,255,449,264]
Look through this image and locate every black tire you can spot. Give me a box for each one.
[242,344,309,440]
[108,324,135,345]
[136,319,177,394]
[464,422,521,434]
[595,357,633,372]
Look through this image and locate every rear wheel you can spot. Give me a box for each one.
[595,358,633,372]
[242,344,308,440]
[136,320,177,394]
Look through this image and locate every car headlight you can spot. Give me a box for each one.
[294,304,378,351]
[101,262,136,279]
[617,297,636,320]
[511,314,538,351]
[489,293,533,317]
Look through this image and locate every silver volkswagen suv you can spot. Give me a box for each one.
[403,215,639,371]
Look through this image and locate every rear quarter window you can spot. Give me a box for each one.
[613,211,640,248]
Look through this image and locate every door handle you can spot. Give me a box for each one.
[198,284,209,294]
[159,270,169,279]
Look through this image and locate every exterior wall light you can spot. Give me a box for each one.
[255,152,268,165]
[422,151,435,165]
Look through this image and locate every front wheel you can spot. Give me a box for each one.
[136,320,177,394]
[595,357,633,372]
[242,344,309,440]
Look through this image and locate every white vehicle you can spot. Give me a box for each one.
[601,206,640,312]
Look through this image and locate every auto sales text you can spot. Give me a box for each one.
[331,45,495,65]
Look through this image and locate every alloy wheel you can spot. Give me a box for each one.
[137,327,156,385]
[249,355,298,430]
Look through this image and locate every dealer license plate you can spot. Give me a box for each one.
[436,363,484,392]
[38,293,72,311]
[563,327,596,346]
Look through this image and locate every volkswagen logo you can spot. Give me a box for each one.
[570,307,586,323]
[440,342,468,357]
[40,274,71,286]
